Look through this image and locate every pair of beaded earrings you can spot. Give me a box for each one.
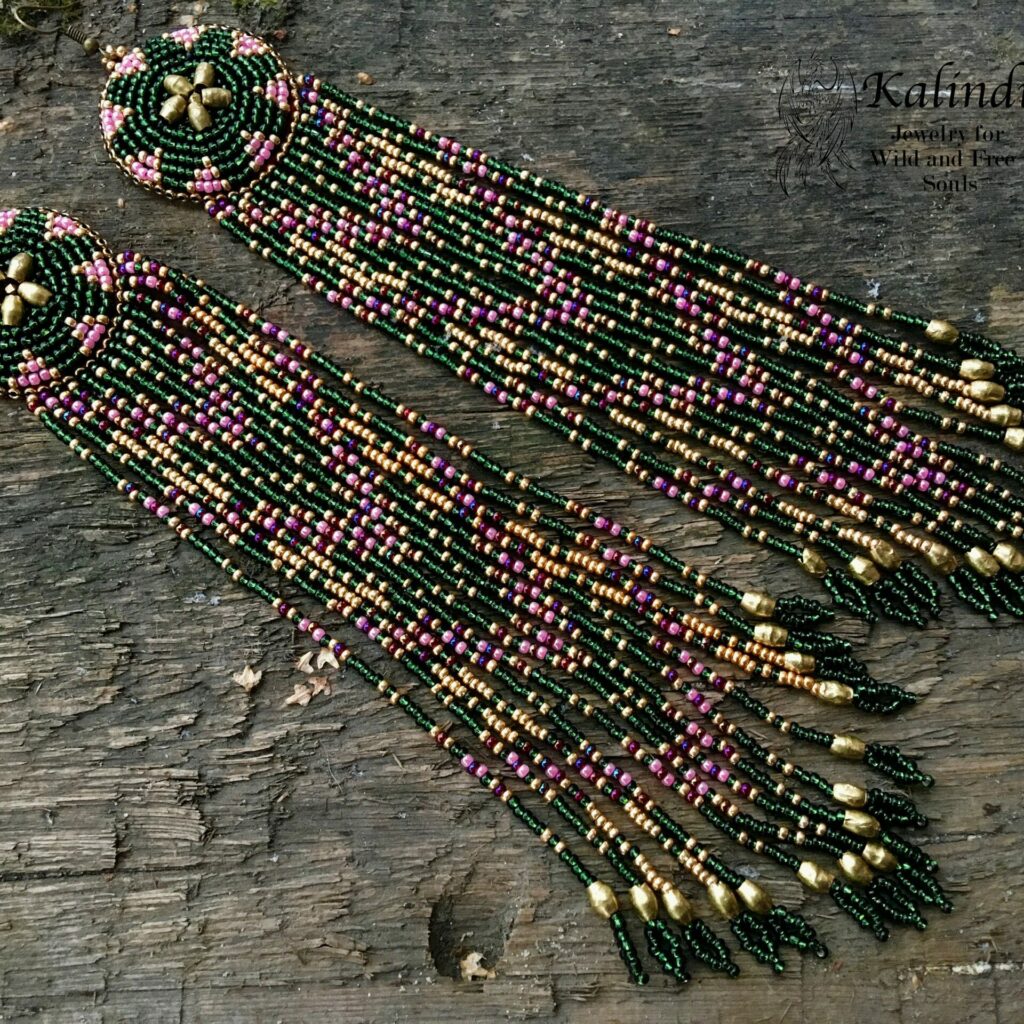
[5,20,1020,985]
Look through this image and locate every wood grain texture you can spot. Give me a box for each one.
[1,1,1023,1021]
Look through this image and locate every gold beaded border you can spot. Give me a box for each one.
[2,208,125,402]
[98,24,301,205]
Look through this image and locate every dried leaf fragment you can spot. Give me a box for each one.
[309,675,332,697]
[233,664,263,693]
[460,950,496,981]
[285,682,313,707]
[316,648,340,671]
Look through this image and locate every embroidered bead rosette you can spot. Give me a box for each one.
[99,25,297,201]
[0,208,120,398]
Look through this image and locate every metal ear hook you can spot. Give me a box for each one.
[1,1,99,54]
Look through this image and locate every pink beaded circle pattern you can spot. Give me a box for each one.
[0,208,122,400]
[99,25,299,202]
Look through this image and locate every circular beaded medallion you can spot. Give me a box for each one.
[100,25,298,202]
[0,208,121,400]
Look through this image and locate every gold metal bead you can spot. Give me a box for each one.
[661,886,695,925]
[783,650,815,673]
[797,860,835,893]
[870,539,901,569]
[830,734,866,760]
[993,542,1024,573]
[629,883,659,922]
[163,73,193,96]
[160,94,187,124]
[967,379,1005,403]
[707,880,740,920]
[965,546,1000,577]
[737,879,774,914]
[753,622,788,648]
[842,809,881,837]
[959,358,995,381]
[7,252,33,282]
[988,404,1022,427]
[800,546,827,577]
[848,555,881,585]
[862,842,898,872]
[925,319,959,344]
[740,590,777,619]
[17,281,52,307]
[817,681,854,705]
[925,541,958,575]
[1,293,24,327]
[1006,426,1024,451]
[188,97,213,132]
[586,880,619,919]
[832,782,868,808]
[201,87,233,110]
[193,62,217,87]
[837,851,874,885]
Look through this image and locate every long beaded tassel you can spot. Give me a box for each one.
[2,207,947,986]
[97,25,1024,625]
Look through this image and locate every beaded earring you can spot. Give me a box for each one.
[77,23,1024,626]
[2,207,946,986]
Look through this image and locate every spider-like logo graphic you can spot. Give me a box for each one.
[776,56,858,195]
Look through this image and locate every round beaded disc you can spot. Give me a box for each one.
[100,25,298,202]
[0,208,121,400]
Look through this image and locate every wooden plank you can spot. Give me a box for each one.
[1,2,1023,1021]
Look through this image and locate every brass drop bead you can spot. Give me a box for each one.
[993,542,1024,572]
[959,358,995,381]
[837,851,874,886]
[988,404,1022,427]
[737,879,774,914]
[965,546,1000,577]
[842,809,881,837]
[163,73,193,96]
[586,880,619,919]
[967,379,1005,403]
[7,252,33,281]
[830,734,866,760]
[800,546,827,577]
[848,554,881,585]
[924,319,959,344]
[740,590,777,618]
[862,842,899,872]
[832,782,868,808]
[871,539,901,569]
[753,622,788,648]
[925,541,958,574]
[1006,426,1024,451]
[707,880,741,920]
[817,681,854,706]
[17,282,52,307]
[661,886,695,925]
[797,860,835,893]
[629,882,659,922]
[783,650,816,673]
[193,61,217,87]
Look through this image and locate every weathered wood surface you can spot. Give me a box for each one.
[1,1,1023,1021]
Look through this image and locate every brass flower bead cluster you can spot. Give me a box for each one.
[0,253,52,327]
[159,61,232,132]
